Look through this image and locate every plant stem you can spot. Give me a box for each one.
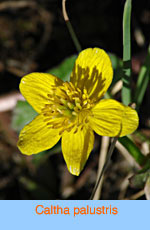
[90,137,118,200]
[62,0,82,53]
[122,0,132,105]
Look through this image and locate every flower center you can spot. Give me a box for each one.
[42,82,92,133]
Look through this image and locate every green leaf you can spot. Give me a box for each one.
[109,53,123,83]
[122,0,132,105]
[135,131,150,144]
[129,170,150,189]
[119,136,147,166]
[134,45,150,110]
[48,55,77,81]
[11,100,37,132]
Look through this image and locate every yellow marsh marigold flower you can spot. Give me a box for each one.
[17,48,139,176]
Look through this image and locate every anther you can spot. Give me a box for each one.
[76,103,82,110]
[74,107,79,113]
[56,108,63,114]
[72,111,77,116]
[67,102,74,110]
[86,104,91,109]
[69,82,76,90]
[83,88,88,94]
[60,98,67,106]
[74,97,80,103]
[62,109,72,117]
[83,100,88,106]
[82,94,87,100]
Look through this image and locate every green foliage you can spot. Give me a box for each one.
[119,136,147,166]
[108,53,123,86]
[119,0,150,180]
[48,55,77,81]
[129,170,150,189]
[11,100,37,132]
[108,53,123,90]
[134,45,150,110]
[119,136,150,188]
[135,131,150,144]
[122,0,132,105]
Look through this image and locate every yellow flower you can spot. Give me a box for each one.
[17,48,139,176]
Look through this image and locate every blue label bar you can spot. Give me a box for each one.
[0,200,149,230]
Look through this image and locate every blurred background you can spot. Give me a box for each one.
[0,0,150,200]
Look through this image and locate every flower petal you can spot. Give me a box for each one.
[61,126,94,176]
[20,72,63,113]
[89,99,139,137]
[70,48,113,102]
[17,114,61,155]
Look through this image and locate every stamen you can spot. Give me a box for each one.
[82,94,87,100]
[57,108,63,114]
[61,109,72,117]
[60,98,67,105]
[67,102,74,110]
[69,82,76,90]
[74,107,80,113]
[72,111,77,116]
[74,97,80,103]
[83,100,88,106]
[42,81,92,132]
[75,103,82,110]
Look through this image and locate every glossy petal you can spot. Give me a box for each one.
[89,99,139,137]
[20,72,63,113]
[61,125,94,176]
[70,48,113,102]
[17,114,61,155]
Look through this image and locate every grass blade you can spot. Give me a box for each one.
[134,45,150,110]
[119,136,147,166]
[122,0,132,105]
